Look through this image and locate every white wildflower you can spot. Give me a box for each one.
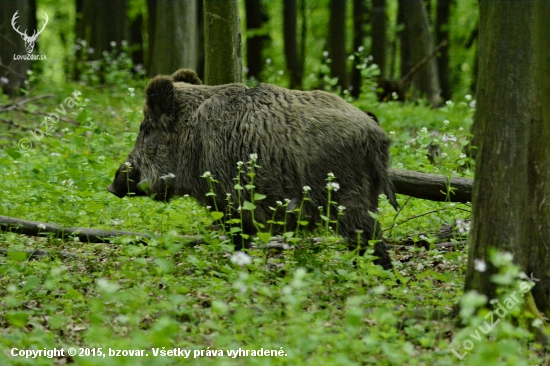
[474,259,487,272]
[303,186,311,192]
[38,224,46,230]
[327,182,340,191]
[230,251,252,266]
[201,171,211,178]
[323,51,329,58]
[160,173,176,180]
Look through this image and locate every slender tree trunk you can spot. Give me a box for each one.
[371,0,386,78]
[465,0,550,317]
[196,0,205,80]
[130,13,144,69]
[245,0,267,82]
[84,0,127,56]
[283,0,302,89]
[203,0,242,85]
[397,1,411,81]
[328,0,348,90]
[529,0,550,316]
[350,0,365,98]
[436,0,451,101]
[150,0,198,76]
[399,0,442,107]
[0,0,33,96]
[146,0,156,74]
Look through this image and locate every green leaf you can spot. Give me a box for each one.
[234,184,243,190]
[243,201,256,210]
[257,232,271,243]
[253,193,266,201]
[210,211,224,221]
[7,311,29,328]
[21,276,41,292]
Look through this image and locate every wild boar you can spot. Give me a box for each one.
[107,69,397,269]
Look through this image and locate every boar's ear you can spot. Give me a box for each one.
[171,69,202,85]
[145,76,174,117]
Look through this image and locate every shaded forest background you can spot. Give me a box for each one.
[1,0,478,103]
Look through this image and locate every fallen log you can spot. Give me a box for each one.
[0,215,152,243]
[389,169,473,203]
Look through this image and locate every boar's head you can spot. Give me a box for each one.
[107,70,201,201]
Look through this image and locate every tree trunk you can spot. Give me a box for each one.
[465,0,550,317]
[196,0,205,80]
[399,0,442,107]
[397,1,411,81]
[245,0,268,82]
[350,0,365,98]
[327,0,348,91]
[531,0,550,316]
[371,0,386,78]
[436,0,451,101]
[0,0,33,96]
[203,0,242,85]
[84,0,127,56]
[130,13,144,69]
[149,0,198,76]
[146,0,156,74]
[283,0,302,89]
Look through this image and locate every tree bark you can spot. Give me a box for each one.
[130,13,144,69]
[327,0,348,91]
[149,0,198,76]
[398,0,442,107]
[465,0,550,317]
[371,0,386,78]
[196,0,205,80]
[389,169,472,204]
[203,0,242,85]
[0,215,151,243]
[435,0,451,101]
[397,1,411,81]
[283,0,302,89]
[146,0,156,73]
[245,0,268,82]
[84,0,127,56]
[0,0,33,96]
[350,0,365,98]
[529,0,550,316]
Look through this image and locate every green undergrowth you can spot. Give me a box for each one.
[0,73,547,365]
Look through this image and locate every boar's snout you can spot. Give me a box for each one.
[106,163,145,199]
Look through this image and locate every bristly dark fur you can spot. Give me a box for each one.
[108,69,398,269]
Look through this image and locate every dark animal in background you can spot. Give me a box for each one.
[107,69,397,269]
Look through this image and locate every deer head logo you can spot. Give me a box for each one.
[11,11,49,54]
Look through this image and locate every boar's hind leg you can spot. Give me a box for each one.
[338,207,393,270]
